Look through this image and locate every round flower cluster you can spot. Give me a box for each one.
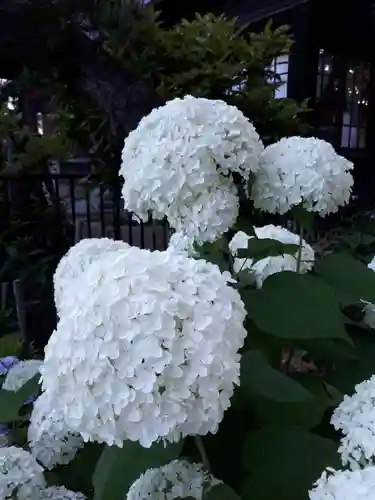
[251,136,354,216]
[54,238,129,314]
[0,446,45,500]
[309,466,375,500]
[127,460,221,500]
[40,244,246,448]
[28,391,83,470]
[331,374,375,469]
[362,257,375,330]
[33,486,86,500]
[2,360,42,392]
[120,95,263,244]
[229,225,315,288]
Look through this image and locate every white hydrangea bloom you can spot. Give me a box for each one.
[331,375,375,469]
[32,486,86,500]
[251,137,354,216]
[2,360,42,392]
[41,245,247,448]
[362,257,375,330]
[309,466,375,500]
[126,460,221,500]
[54,238,130,314]
[0,446,45,500]
[28,391,83,470]
[120,95,263,244]
[167,232,198,257]
[229,225,315,288]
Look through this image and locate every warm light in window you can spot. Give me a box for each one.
[36,112,44,135]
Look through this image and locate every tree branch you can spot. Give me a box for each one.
[0,0,161,135]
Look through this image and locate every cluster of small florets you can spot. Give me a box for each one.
[120,95,264,245]
[41,243,246,448]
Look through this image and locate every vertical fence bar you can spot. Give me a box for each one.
[162,217,169,250]
[99,184,106,237]
[128,212,133,246]
[69,177,76,245]
[139,219,144,249]
[152,218,157,250]
[85,186,92,238]
[112,183,121,240]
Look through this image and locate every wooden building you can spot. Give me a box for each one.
[160,0,375,205]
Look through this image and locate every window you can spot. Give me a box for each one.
[315,49,370,149]
[228,54,290,98]
[316,49,333,98]
[269,54,289,99]
[341,62,369,149]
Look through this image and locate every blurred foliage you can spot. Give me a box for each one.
[46,7,308,182]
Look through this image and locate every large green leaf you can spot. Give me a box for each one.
[93,440,183,500]
[247,373,333,430]
[51,443,104,497]
[240,350,313,403]
[237,238,299,261]
[249,272,350,342]
[242,425,340,500]
[0,374,40,423]
[329,324,375,395]
[204,484,241,499]
[316,253,375,304]
[196,240,229,273]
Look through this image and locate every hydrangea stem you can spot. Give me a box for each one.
[296,226,304,274]
[194,436,210,470]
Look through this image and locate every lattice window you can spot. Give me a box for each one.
[269,54,289,99]
[341,62,369,149]
[315,49,370,149]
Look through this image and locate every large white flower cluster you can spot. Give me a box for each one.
[331,374,375,469]
[229,225,314,288]
[126,460,220,500]
[2,360,42,392]
[28,391,83,470]
[0,446,45,500]
[120,95,263,244]
[251,136,354,216]
[309,466,375,500]
[33,486,86,500]
[53,238,129,314]
[41,243,247,448]
[362,257,375,330]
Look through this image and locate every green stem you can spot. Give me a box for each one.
[296,226,304,274]
[194,436,210,470]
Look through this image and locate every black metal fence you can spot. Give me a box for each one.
[0,173,369,254]
[1,173,172,251]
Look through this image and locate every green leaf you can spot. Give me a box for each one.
[237,238,299,261]
[52,443,104,497]
[291,206,315,231]
[240,350,313,403]
[196,240,229,273]
[316,253,375,304]
[242,425,340,500]
[93,440,183,500]
[249,272,351,342]
[247,372,334,430]
[329,324,375,395]
[0,375,40,423]
[205,484,241,499]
